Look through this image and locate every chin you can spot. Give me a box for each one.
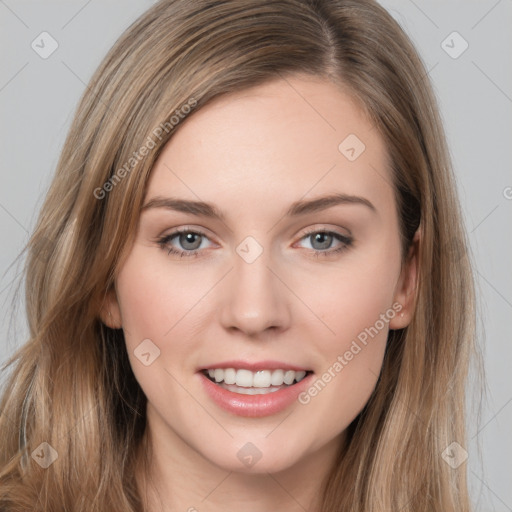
[198,437,308,475]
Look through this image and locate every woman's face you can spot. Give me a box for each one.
[104,75,418,475]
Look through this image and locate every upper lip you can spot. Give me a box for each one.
[199,360,311,372]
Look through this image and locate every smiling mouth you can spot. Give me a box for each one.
[201,368,314,395]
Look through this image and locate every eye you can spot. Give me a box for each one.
[156,227,353,259]
[157,228,213,258]
[296,229,353,258]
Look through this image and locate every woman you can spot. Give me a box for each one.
[0,0,480,510]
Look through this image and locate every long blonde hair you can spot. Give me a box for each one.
[0,0,482,510]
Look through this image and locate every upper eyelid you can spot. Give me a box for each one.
[299,225,352,238]
[160,225,215,240]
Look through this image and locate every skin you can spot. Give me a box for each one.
[101,74,419,512]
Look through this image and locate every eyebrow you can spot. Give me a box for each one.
[141,192,377,220]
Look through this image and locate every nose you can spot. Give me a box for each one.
[219,247,291,337]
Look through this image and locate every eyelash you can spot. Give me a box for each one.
[157,227,353,259]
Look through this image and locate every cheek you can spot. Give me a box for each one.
[116,246,205,342]
[308,271,392,384]
[304,242,401,350]
[294,242,400,424]
[295,292,392,445]
[114,247,218,388]
[114,251,208,417]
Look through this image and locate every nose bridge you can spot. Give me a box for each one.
[219,238,290,335]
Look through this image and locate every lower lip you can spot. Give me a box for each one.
[198,372,314,417]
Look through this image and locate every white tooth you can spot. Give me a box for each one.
[208,368,308,387]
[223,368,236,385]
[283,370,296,385]
[295,370,306,382]
[253,370,272,388]
[271,369,285,386]
[235,369,253,387]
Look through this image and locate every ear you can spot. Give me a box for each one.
[389,227,421,330]
[98,284,123,329]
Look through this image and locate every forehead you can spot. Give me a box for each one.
[145,75,394,223]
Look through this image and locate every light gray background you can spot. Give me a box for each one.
[1,1,511,510]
